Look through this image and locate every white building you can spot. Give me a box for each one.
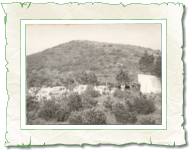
[138,74,161,94]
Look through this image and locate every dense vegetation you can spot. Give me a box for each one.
[27,85,161,125]
[27,68,161,125]
[26,40,162,125]
[139,51,161,77]
[27,40,160,87]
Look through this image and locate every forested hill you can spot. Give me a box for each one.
[27,40,160,87]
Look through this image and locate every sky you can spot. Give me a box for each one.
[26,24,161,55]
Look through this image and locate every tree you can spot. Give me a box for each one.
[153,55,161,78]
[75,71,86,84]
[139,51,155,73]
[87,72,98,84]
[75,71,98,85]
[116,69,130,85]
[63,73,76,90]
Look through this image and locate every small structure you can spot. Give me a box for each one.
[138,74,161,94]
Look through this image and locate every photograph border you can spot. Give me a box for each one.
[20,19,167,130]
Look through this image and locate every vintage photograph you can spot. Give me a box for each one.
[26,23,162,125]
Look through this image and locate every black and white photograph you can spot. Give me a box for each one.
[26,23,162,125]
[1,1,189,148]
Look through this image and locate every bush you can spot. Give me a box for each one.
[139,117,156,125]
[81,95,98,109]
[75,71,98,85]
[83,108,107,125]
[147,93,161,103]
[131,96,156,114]
[113,89,125,98]
[27,95,39,112]
[49,95,68,104]
[112,102,137,124]
[28,118,47,125]
[68,111,83,124]
[38,100,59,121]
[55,105,70,122]
[113,89,132,99]
[112,102,128,114]
[103,97,113,111]
[27,110,38,124]
[114,111,137,124]
[67,93,82,111]
[116,69,130,85]
[84,85,100,98]
[26,95,41,124]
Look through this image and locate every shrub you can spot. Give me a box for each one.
[68,111,83,124]
[75,71,98,85]
[112,102,137,124]
[114,111,137,124]
[113,89,132,99]
[84,85,100,98]
[55,105,70,122]
[26,95,41,124]
[139,117,156,125]
[83,108,107,125]
[27,95,39,112]
[27,110,38,124]
[147,93,161,103]
[67,93,82,111]
[103,97,113,111]
[125,98,134,107]
[112,102,128,114]
[38,100,59,121]
[128,112,137,124]
[29,118,47,125]
[116,69,130,85]
[131,96,156,114]
[49,95,68,104]
[113,89,125,98]
[81,95,98,109]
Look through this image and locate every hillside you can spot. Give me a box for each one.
[27,40,160,87]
